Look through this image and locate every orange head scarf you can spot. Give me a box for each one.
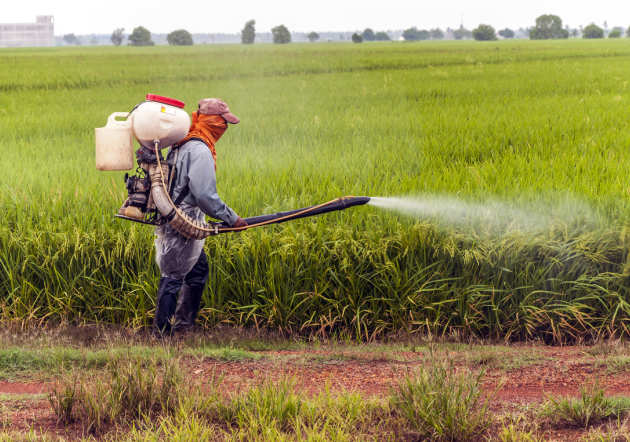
[179,112,227,168]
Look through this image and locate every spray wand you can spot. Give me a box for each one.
[209,196,371,235]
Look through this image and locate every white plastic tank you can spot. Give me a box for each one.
[132,94,190,149]
[95,112,134,171]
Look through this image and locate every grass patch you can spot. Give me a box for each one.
[0,393,46,402]
[464,346,544,371]
[0,346,171,379]
[390,358,494,441]
[49,356,183,433]
[540,385,630,428]
[186,346,263,361]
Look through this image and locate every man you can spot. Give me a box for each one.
[153,98,247,334]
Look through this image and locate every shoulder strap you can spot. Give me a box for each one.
[173,184,189,207]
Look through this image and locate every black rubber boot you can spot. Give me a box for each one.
[153,276,184,335]
[174,251,209,332]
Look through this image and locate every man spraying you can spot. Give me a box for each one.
[153,98,247,334]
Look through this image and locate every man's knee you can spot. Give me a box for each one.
[185,251,209,288]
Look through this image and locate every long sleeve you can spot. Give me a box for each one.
[185,144,239,225]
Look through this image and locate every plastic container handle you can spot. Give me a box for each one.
[107,112,131,127]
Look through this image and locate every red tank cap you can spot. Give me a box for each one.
[145,94,185,109]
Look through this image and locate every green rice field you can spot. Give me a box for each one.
[2,40,630,341]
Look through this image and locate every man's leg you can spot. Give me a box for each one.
[153,276,184,334]
[174,250,209,331]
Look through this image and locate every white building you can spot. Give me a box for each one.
[0,16,54,48]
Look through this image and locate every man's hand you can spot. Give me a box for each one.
[232,217,248,229]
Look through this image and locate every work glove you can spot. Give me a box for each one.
[232,217,248,229]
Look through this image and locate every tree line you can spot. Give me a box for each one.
[78,15,629,47]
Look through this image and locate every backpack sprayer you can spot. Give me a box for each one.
[95,94,370,239]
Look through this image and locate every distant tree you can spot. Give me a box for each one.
[351,33,363,43]
[609,27,623,38]
[167,29,193,46]
[430,28,444,40]
[403,28,430,40]
[307,31,319,42]
[530,14,569,39]
[570,28,579,38]
[63,33,80,45]
[402,27,420,41]
[374,31,390,41]
[473,24,497,41]
[128,26,154,46]
[583,23,604,39]
[361,28,375,41]
[111,28,124,46]
[241,20,256,44]
[271,25,291,44]
[453,26,472,40]
[498,28,515,39]
[627,26,630,38]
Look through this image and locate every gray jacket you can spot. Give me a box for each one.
[166,139,239,226]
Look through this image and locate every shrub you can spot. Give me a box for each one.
[541,384,630,427]
[473,24,498,41]
[390,359,493,440]
[583,24,604,39]
[167,29,193,46]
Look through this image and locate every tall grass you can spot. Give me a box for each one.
[2,41,630,341]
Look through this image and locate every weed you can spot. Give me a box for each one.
[540,384,630,428]
[187,346,262,361]
[49,356,185,433]
[390,358,493,440]
[48,375,79,424]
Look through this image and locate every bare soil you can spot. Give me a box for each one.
[2,344,629,440]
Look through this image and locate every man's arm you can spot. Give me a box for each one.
[186,145,240,225]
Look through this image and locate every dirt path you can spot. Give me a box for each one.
[2,345,629,439]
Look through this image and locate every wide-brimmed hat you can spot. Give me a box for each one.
[197,98,240,124]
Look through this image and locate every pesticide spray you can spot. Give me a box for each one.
[368,195,598,234]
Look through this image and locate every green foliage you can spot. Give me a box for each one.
[271,25,291,44]
[167,29,193,46]
[49,378,79,424]
[530,14,569,39]
[241,19,256,44]
[583,24,605,39]
[307,31,319,43]
[362,28,375,41]
[62,33,80,45]
[430,28,444,40]
[473,24,497,41]
[390,359,493,440]
[374,31,390,41]
[351,33,363,43]
[499,28,515,39]
[49,357,183,433]
[609,28,623,39]
[110,28,124,46]
[128,26,154,46]
[453,26,472,40]
[541,384,630,427]
[402,27,430,41]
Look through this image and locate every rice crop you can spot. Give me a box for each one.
[2,40,630,342]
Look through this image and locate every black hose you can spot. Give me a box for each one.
[211,196,370,233]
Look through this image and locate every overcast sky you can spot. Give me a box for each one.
[5,1,629,35]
